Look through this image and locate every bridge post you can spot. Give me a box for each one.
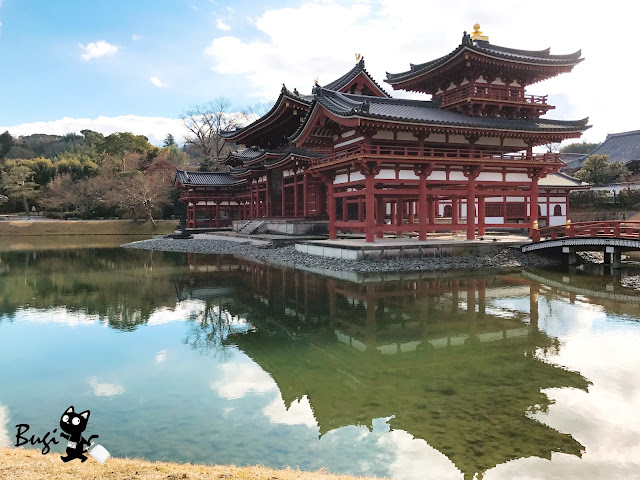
[562,246,577,265]
[612,248,622,269]
[604,247,612,265]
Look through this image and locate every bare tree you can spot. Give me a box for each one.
[181,98,247,172]
[544,142,561,154]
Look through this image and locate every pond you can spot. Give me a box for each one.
[1,240,640,479]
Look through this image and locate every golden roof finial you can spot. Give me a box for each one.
[314,77,319,85]
[470,23,488,42]
[355,53,362,61]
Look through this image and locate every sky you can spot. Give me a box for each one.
[0,0,638,146]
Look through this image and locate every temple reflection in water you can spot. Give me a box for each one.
[179,254,590,480]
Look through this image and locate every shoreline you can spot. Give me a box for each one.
[122,235,562,275]
[0,447,382,480]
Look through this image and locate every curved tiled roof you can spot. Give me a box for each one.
[386,40,583,85]
[220,85,312,141]
[291,88,589,140]
[263,147,322,168]
[585,130,640,163]
[539,172,588,188]
[323,57,391,97]
[175,169,246,187]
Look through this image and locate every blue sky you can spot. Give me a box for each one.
[0,0,638,145]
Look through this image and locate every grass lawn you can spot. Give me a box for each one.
[0,219,177,236]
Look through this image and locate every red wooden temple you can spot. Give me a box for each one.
[175,25,589,241]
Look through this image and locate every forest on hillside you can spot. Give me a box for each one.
[0,129,199,222]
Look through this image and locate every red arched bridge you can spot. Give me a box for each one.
[521,221,640,268]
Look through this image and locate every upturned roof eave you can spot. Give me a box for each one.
[385,44,583,87]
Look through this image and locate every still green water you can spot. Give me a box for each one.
[0,241,639,479]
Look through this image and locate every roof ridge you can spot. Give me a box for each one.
[607,129,640,138]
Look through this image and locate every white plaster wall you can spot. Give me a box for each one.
[334,173,350,184]
[476,172,503,182]
[375,169,396,180]
[550,216,567,226]
[335,136,364,148]
[484,197,503,202]
[398,170,419,180]
[477,136,501,146]
[427,171,446,181]
[373,131,394,140]
[505,173,530,182]
[503,138,527,148]
[449,134,467,144]
[449,171,466,181]
[397,132,416,141]
[506,197,525,202]
[485,216,504,224]
[550,196,567,202]
[350,172,365,182]
[341,130,356,138]
[283,169,295,178]
[428,134,446,143]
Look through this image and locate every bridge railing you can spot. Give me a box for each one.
[532,221,640,242]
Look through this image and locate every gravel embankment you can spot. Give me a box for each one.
[123,236,560,273]
[621,276,640,291]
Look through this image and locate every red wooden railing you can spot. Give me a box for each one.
[531,221,640,243]
[312,144,561,167]
[441,86,548,107]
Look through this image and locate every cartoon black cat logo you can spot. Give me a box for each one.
[59,406,99,463]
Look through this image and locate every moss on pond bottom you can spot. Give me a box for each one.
[0,448,384,480]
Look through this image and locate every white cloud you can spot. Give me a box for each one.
[262,395,317,428]
[0,114,188,146]
[78,40,119,61]
[150,76,168,88]
[88,377,125,397]
[204,0,640,143]
[377,430,462,480]
[132,34,142,41]
[0,405,11,448]
[154,349,167,364]
[216,18,231,31]
[210,362,277,400]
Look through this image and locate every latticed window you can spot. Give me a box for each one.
[506,203,526,218]
[485,203,504,217]
[443,205,452,217]
[553,204,563,216]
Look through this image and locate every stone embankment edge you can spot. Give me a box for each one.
[122,236,561,279]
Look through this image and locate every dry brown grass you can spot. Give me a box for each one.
[0,448,384,480]
[0,219,177,236]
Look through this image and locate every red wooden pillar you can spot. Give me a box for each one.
[452,197,459,225]
[376,196,385,238]
[419,173,428,241]
[293,174,299,217]
[409,201,415,224]
[477,196,485,236]
[327,181,337,239]
[395,198,403,227]
[529,174,539,236]
[428,197,436,233]
[466,179,476,240]
[342,196,349,222]
[365,174,375,243]
[303,174,309,218]
[265,175,271,218]
[215,203,220,228]
[249,182,254,219]
[281,174,286,217]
